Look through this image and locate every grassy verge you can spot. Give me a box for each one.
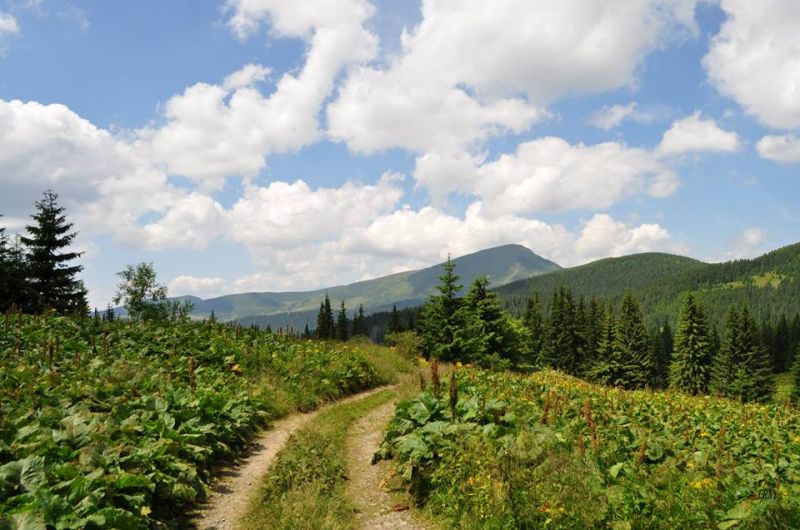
[240,389,396,530]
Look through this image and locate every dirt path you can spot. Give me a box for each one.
[346,399,427,530]
[192,387,388,530]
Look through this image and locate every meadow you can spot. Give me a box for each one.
[377,364,800,529]
[0,313,397,529]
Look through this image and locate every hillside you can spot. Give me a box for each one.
[498,243,800,326]
[190,244,560,325]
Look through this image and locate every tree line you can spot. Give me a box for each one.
[0,191,88,315]
[420,257,800,403]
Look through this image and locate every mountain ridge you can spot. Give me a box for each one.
[187,244,560,323]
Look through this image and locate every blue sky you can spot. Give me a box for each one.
[1,0,798,308]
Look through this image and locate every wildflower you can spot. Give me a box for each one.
[140,505,152,516]
[691,478,714,490]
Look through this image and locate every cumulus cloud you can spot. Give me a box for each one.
[0,12,19,35]
[141,1,379,188]
[704,0,800,129]
[721,227,767,260]
[474,137,678,216]
[657,112,740,156]
[757,134,800,164]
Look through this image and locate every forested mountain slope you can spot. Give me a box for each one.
[498,243,800,326]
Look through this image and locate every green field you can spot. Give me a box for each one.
[378,366,800,529]
[0,314,399,529]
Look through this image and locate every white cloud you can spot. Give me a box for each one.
[168,275,228,298]
[657,112,740,156]
[704,0,800,129]
[589,103,639,130]
[329,0,701,156]
[143,1,379,188]
[0,12,19,35]
[756,134,800,163]
[720,227,767,260]
[422,137,678,217]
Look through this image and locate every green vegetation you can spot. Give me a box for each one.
[497,245,800,329]
[0,314,396,529]
[241,389,396,530]
[377,367,800,529]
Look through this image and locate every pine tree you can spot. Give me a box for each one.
[104,304,116,322]
[336,301,349,341]
[523,294,544,366]
[593,293,653,389]
[584,297,603,366]
[208,310,217,324]
[419,255,464,360]
[388,304,402,333]
[711,307,740,396]
[669,294,713,395]
[20,191,87,314]
[303,324,311,339]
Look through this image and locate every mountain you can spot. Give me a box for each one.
[189,244,561,326]
[497,243,800,327]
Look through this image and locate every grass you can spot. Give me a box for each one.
[240,389,397,530]
[775,372,795,401]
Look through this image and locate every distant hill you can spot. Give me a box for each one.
[497,243,800,327]
[189,244,560,327]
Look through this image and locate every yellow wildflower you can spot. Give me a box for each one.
[140,506,152,516]
[691,478,714,490]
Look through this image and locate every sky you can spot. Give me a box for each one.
[1,0,799,309]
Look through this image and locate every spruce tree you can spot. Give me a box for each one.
[541,287,581,374]
[523,294,544,366]
[790,346,800,405]
[594,293,653,389]
[669,294,713,395]
[388,304,402,333]
[20,191,87,313]
[736,307,775,402]
[104,304,116,322]
[652,321,673,389]
[352,304,367,337]
[0,230,31,312]
[419,255,464,360]
[713,306,775,402]
[773,314,790,372]
[584,297,603,366]
[463,276,515,364]
[316,294,335,339]
[711,307,740,396]
[336,301,349,341]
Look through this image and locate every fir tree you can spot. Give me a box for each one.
[303,324,311,339]
[584,297,603,366]
[669,294,713,395]
[208,310,217,324]
[336,301,349,341]
[711,307,740,396]
[523,294,544,366]
[388,304,402,333]
[104,304,116,322]
[20,191,87,314]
